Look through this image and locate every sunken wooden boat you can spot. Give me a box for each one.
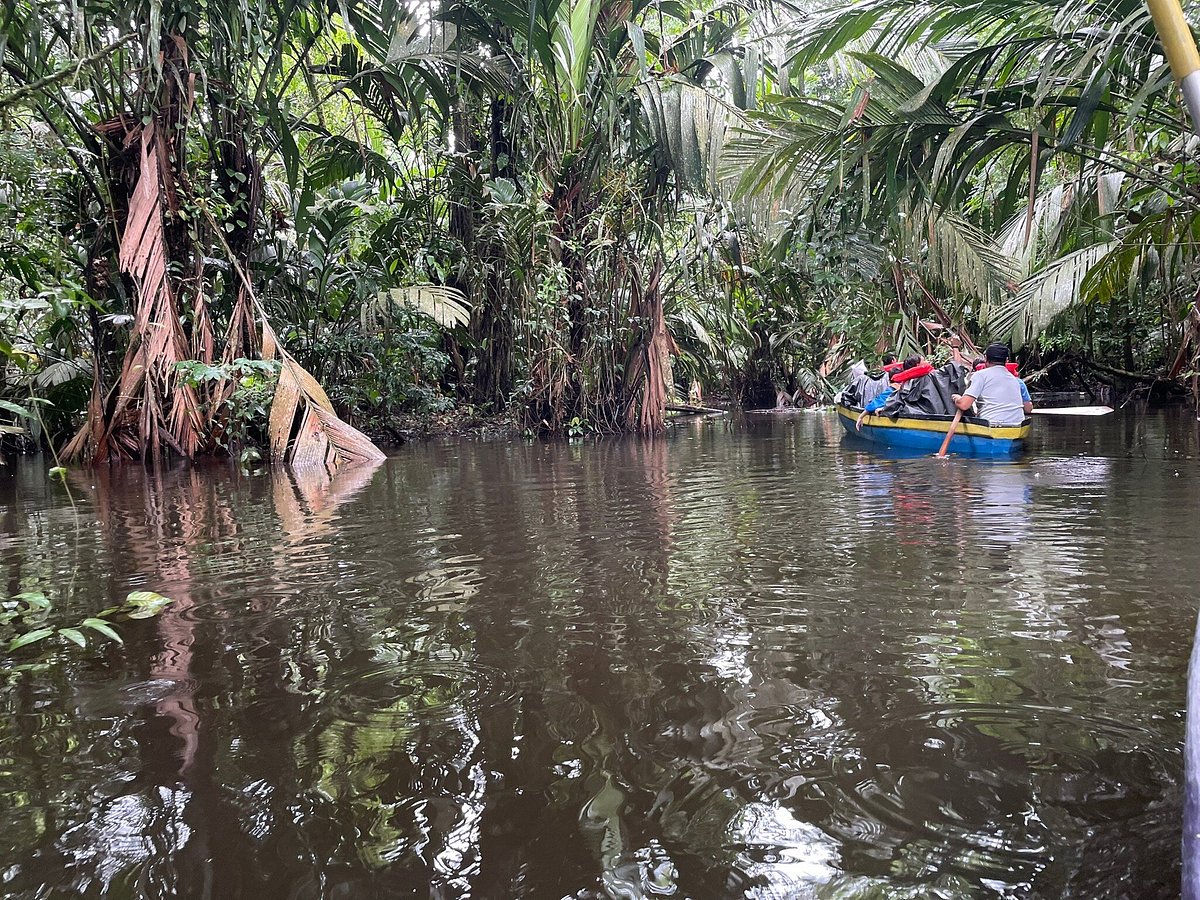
[835,403,1031,456]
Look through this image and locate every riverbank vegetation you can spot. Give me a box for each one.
[3,0,1200,462]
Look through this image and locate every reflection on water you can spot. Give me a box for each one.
[0,408,1196,898]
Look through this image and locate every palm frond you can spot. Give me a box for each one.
[65,127,204,462]
[636,77,746,195]
[263,322,386,473]
[897,202,1017,305]
[996,183,1076,277]
[366,285,472,329]
[985,242,1115,347]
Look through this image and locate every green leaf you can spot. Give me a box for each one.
[58,628,87,648]
[122,591,173,619]
[0,400,33,419]
[627,21,647,81]
[81,618,123,643]
[49,467,67,481]
[1059,68,1110,152]
[13,591,50,610]
[10,628,54,650]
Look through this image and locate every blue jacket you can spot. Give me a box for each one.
[864,387,894,413]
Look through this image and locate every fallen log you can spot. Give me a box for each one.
[666,404,726,415]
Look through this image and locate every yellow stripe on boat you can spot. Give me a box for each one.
[834,405,1030,440]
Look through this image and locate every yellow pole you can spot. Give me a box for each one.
[1146,0,1200,130]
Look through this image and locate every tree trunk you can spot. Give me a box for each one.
[473,96,517,410]
[623,256,669,433]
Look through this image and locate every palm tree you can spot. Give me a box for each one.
[431,0,766,429]
[2,0,477,465]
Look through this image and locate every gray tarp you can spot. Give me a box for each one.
[839,371,890,408]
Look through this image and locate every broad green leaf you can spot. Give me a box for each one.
[10,628,54,650]
[58,628,87,648]
[0,400,33,419]
[124,608,164,620]
[123,591,173,619]
[14,591,50,610]
[626,22,647,81]
[81,619,123,643]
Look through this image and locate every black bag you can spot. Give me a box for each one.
[881,363,967,418]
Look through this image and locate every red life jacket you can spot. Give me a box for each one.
[974,362,1021,376]
[890,362,934,384]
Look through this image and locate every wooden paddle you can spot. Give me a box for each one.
[935,408,964,458]
[1030,406,1114,416]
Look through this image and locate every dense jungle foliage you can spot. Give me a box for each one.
[3,0,1200,460]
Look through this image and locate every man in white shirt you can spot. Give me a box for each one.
[951,343,1032,425]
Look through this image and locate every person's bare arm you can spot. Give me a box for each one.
[948,336,966,367]
[1023,400,1033,415]
[952,393,976,412]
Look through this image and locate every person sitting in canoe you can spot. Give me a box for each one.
[972,356,1033,408]
[860,354,903,407]
[841,354,903,408]
[952,343,1033,425]
[856,355,931,429]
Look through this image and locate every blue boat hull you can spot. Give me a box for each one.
[835,404,1028,457]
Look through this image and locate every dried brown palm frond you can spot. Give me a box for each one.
[201,195,385,476]
[60,365,106,462]
[190,279,215,364]
[64,126,204,462]
[261,322,386,474]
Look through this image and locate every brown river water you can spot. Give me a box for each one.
[0,408,1198,898]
